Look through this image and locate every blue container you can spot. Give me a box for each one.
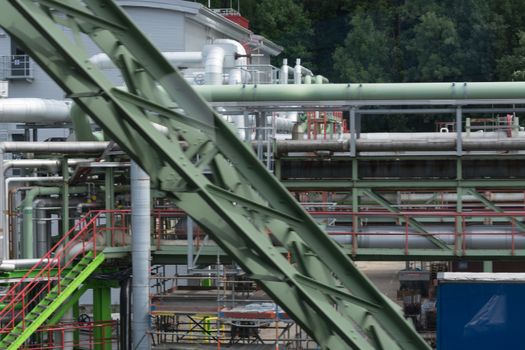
[437,274,525,349]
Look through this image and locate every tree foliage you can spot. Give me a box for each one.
[333,12,393,82]
[236,0,525,83]
[496,31,525,80]
[230,0,525,131]
[249,0,313,67]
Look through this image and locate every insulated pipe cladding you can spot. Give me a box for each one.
[328,225,525,250]
[273,138,525,153]
[193,81,525,102]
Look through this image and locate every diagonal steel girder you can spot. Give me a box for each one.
[360,189,451,250]
[0,1,429,349]
[464,188,525,232]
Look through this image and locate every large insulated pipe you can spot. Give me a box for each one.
[203,45,225,85]
[90,52,203,70]
[214,39,248,84]
[35,197,86,257]
[131,161,151,350]
[0,98,71,123]
[7,81,525,128]
[193,82,525,102]
[19,186,88,258]
[328,225,525,250]
[274,138,525,153]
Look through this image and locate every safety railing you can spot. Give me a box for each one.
[0,55,34,80]
[0,320,118,349]
[0,210,131,333]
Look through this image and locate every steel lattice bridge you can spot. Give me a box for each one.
[3,0,525,349]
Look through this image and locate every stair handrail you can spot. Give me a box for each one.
[0,210,105,329]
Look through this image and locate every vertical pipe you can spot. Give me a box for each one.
[350,107,356,157]
[0,150,5,259]
[22,199,34,258]
[304,75,312,84]
[456,107,462,156]
[280,59,288,85]
[105,167,114,246]
[120,277,131,350]
[61,158,73,350]
[131,161,151,350]
[73,301,80,346]
[63,307,74,350]
[61,158,69,238]
[294,59,301,85]
[187,217,194,270]
[35,202,47,257]
[243,110,251,142]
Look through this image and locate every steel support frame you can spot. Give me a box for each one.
[93,285,112,350]
[0,1,428,349]
[360,189,450,250]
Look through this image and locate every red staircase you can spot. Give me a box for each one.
[0,210,130,348]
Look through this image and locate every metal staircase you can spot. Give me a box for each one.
[0,253,104,349]
[0,1,430,349]
[0,211,107,350]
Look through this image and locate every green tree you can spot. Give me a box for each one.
[496,31,525,80]
[403,11,462,81]
[332,12,393,82]
[250,0,313,66]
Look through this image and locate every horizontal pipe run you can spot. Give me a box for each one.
[194,82,525,102]
[0,258,53,271]
[3,159,92,173]
[0,142,109,153]
[328,225,525,250]
[0,99,71,123]
[274,138,525,153]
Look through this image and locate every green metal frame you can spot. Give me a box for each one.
[0,1,428,348]
[47,284,89,325]
[93,285,112,350]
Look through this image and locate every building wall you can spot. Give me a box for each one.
[0,1,281,139]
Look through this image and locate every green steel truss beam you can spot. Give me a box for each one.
[464,188,525,232]
[0,1,428,348]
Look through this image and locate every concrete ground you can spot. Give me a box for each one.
[355,261,406,302]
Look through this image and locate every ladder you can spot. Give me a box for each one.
[0,1,429,348]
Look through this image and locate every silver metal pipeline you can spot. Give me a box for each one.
[34,197,87,257]
[0,98,71,123]
[203,45,225,85]
[274,138,525,153]
[328,225,525,249]
[0,258,52,271]
[90,51,203,69]
[0,142,109,259]
[280,59,289,84]
[131,161,151,350]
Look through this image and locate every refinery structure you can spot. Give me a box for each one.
[0,0,524,349]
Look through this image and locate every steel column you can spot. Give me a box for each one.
[93,286,112,350]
